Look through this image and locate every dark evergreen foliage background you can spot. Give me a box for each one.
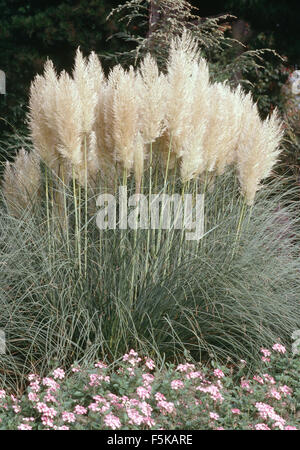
[0,0,299,137]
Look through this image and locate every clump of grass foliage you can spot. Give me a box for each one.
[1,170,300,391]
[0,31,299,393]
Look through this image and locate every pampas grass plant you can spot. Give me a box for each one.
[0,32,298,392]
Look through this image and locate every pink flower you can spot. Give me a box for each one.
[107,393,120,403]
[104,413,121,430]
[62,411,76,423]
[36,402,48,413]
[136,386,150,400]
[0,390,5,399]
[196,385,224,403]
[28,392,38,402]
[44,391,57,403]
[240,379,253,393]
[213,369,225,379]
[42,378,60,392]
[56,425,69,430]
[92,396,110,413]
[255,423,271,430]
[29,380,40,393]
[126,367,135,377]
[41,416,54,428]
[171,379,184,390]
[272,343,286,354]
[139,401,153,417]
[28,374,40,382]
[18,424,32,430]
[127,398,139,408]
[255,402,275,420]
[157,400,175,414]
[273,421,285,430]
[155,392,166,402]
[94,361,107,369]
[279,385,292,396]
[89,373,110,387]
[88,402,100,412]
[142,373,155,386]
[262,357,271,363]
[22,417,35,422]
[231,408,241,415]
[145,358,155,370]
[52,368,65,380]
[74,405,87,415]
[255,402,285,427]
[253,375,264,384]
[186,371,204,380]
[263,374,275,384]
[176,363,195,373]
[143,416,156,427]
[36,403,57,419]
[12,405,21,414]
[71,366,81,373]
[123,350,142,366]
[260,348,271,357]
[268,388,281,401]
[127,408,144,426]
[209,412,219,420]
[285,426,297,430]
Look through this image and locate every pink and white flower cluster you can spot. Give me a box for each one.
[0,342,298,431]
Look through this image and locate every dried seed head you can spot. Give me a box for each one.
[3,149,41,218]
[28,62,60,172]
[72,48,98,134]
[237,95,283,205]
[215,84,244,176]
[55,71,83,173]
[166,31,200,159]
[180,58,210,181]
[137,54,167,144]
[110,66,140,171]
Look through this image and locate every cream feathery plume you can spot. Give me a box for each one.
[86,51,109,182]
[237,94,284,205]
[72,48,98,135]
[94,81,107,154]
[165,30,200,159]
[87,51,105,94]
[103,65,125,158]
[28,61,60,172]
[42,59,59,130]
[180,58,210,181]
[201,82,231,173]
[3,149,41,218]
[55,71,83,175]
[137,54,167,144]
[214,84,244,176]
[95,82,118,179]
[89,55,114,177]
[110,66,140,171]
